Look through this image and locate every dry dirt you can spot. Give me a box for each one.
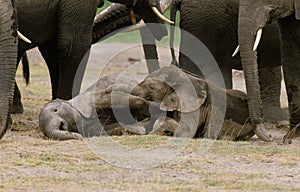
[0,44,299,191]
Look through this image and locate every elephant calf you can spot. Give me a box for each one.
[39,74,157,140]
[39,66,255,141]
[132,66,254,140]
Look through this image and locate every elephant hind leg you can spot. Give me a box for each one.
[55,0,96,99]
[11,82,23,114]
[259,66,288,122]
[278,16,300,142]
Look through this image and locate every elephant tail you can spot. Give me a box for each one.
[21,51,30,85]
[169,0,181,67]
[92,4,141,44]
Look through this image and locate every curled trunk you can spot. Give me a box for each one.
[92,3,141,43]
[39,113,83,140]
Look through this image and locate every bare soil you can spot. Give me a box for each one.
[0,44,299,191]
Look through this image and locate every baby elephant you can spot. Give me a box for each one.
[131,66,255,140]
[39,74,161,140]
[39,66,255,141]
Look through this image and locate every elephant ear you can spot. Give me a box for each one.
[68,91,93,119]
[295,0,300,20]
[160,85,207,113]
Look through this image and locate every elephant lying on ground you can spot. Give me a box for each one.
[39,66,256,141]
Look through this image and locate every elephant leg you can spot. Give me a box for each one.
[259,66,288,123]
[38,41,59,99]
[10,83,23,114]
[178,52,204,77]
[56,0,96,100]
[278,16,300,142]
[11,50,25,114]
[220,65,232,89]
[140,27,160,73]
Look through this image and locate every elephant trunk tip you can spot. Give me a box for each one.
[42,126,83,141]
[254,123,273,142]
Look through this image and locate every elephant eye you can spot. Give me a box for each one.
[149,84,155,90]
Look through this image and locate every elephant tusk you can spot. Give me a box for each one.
[17,31,32,44]
[253,28,263,51]
[232,45,240,57]
[151,6,174,25]
[121,20,146,32]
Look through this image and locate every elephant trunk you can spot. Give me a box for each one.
[0,0,18,139]
[92,3,141,43]
[39,110,83,141]
[238,0,272,141]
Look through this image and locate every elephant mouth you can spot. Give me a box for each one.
[58,120,69,131]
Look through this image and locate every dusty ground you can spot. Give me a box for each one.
[0,43,299,191]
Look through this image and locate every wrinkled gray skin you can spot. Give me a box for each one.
[0,0,18,139]
[13,0,166,114]
[167,0,287,124]
[40,66,255,141]
[131,66,255,140]
[39,74,161,140]
[238,0,300,143]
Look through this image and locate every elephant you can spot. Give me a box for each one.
[166,0,287,124]
[39,73,160,140]
[132,66,256,140]
[9,0,172,127]
[0,0,18,139]
[237,0,300,143]
[11,0,170,113]
[39,66,256,141]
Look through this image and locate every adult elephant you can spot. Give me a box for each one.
[0,0,18,139]
[237,0,300,142]
[12,0,169,113]
[168,0,286,123]
[16,0,103,103]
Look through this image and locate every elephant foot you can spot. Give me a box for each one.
[263,106,289,123]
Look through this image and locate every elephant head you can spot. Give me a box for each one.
[132,66,207,137]
[237,0,300,142]
[0,0,18,139]
[39,99,85,140]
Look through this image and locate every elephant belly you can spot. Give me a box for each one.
[17,0,59,45]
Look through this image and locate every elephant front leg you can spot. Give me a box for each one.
[38,41,59,99]
[56,0,96,100]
